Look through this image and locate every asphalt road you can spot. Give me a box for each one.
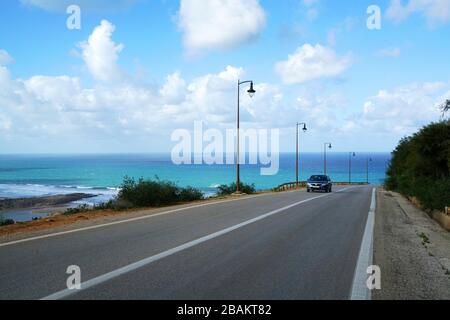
[0,185,373,300]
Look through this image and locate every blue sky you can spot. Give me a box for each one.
[0,0,449,153]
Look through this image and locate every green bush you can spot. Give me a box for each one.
[61,178,203,214]
[216,182,256,196]
[117,176,203,207]
[385,120,450,211]
[0,218,15,226]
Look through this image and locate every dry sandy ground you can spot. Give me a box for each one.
[374,189,450,300]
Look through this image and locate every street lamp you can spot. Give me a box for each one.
[349,152,356,184]
[366,157,373,184]
[235,79,256,194]
[324,143,332,175]
[296,122,307,189]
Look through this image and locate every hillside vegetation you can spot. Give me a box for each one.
[385,120,450,211]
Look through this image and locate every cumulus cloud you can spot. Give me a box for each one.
[0,49,13,66]
[78,20,124,83]
[160,72,187,105]
[295,92,348,131]
[358,82,450,135]
[177,0,266,55]
[19,0,137,12]
[387,0,450,26]
[274,44,351,85]
[0,56,280,142]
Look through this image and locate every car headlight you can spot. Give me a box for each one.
[307,183,312,187]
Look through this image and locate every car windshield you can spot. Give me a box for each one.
[309,175,327,181]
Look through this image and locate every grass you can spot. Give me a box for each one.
[419,232,430,246]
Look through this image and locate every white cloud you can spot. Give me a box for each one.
[294,92,348,131]
[274,44,351,84]
[19,0,137,12]
[376,47,401,58]
[160,72,187,105]
[177,0,266,55]
[387,0,450,26]
[359,82,449,135]
[0,49,13,66]
[78,20,124,83]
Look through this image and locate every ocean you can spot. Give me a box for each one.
[0,152,390,199]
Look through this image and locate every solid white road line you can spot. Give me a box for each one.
[0,192,278,248]
[41,186,356,300]
[350,187,376,300]
[0,186,353,248]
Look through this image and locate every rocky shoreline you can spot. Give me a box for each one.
[0,193,97,212]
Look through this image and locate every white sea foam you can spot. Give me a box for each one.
[0,183,119,205]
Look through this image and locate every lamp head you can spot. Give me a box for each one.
[247,82,256,98]
[302,123,307,132]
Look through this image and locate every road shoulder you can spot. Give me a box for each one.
[373,188,450,300]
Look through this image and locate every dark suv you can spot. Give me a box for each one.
[307,175,332,193]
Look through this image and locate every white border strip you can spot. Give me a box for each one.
[350,187,376,300]
[0,193,275,248]
[42,187,355,300]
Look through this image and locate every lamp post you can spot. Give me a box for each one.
[296,123,308,189]
[324,143,332,175]
[235,79,256,194]
[349,152,356,184]
[366,157,373,184]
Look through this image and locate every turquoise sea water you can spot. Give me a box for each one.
[0,153,390,202]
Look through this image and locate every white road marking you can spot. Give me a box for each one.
[0,186,352,248]
[41,186,356,300]
[0,192,277,248]
[350,187,376,300]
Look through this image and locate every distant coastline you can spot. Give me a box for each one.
[0,193,97,211]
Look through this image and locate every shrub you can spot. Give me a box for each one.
[216,182,256,196]
[64,204,91,215]
[117,176,203,207]
[385,120,450,211]
[0,218,15,226]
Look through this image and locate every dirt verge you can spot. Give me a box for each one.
[373,188,450,300]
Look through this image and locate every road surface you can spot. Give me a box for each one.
[0,185,373,300]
